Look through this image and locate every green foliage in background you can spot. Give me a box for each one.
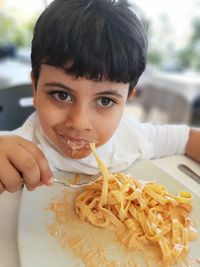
[147,49,162,66]
[177,18,200,71]
[0,14,35,47]
[145,15,200,72]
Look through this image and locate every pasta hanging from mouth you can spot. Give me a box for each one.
[75,143,197,266]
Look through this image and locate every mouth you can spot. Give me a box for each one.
[58,134,96,150]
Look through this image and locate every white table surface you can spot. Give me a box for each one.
[0,155,200,267]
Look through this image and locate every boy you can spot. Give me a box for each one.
[0,0,199,194]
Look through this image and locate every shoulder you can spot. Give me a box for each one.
[120,116,189,139]
[116,115,151,138]
[117,115,141,131]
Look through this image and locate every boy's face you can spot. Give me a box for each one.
[32,65,129,159]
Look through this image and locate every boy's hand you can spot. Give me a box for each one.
[0,135,53,194]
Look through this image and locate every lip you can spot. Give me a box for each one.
[58,133,93,143]
[57,133,96,150]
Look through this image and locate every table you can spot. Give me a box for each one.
[0,155,200,267]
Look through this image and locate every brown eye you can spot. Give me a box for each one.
[97,97,115,107]
[53,92,72,102]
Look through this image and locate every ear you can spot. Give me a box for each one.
[128,87,137,101]
[31,71,37,108]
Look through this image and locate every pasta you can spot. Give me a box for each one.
[75,144,197,266]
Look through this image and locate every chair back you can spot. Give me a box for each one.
[0,83,35,130]
[134,85,191,124]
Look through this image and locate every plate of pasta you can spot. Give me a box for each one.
[18,157,200,267]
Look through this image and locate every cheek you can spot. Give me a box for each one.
[97,108,124,144]
[37,105,64,135]
[36,93,63,122]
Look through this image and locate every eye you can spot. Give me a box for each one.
[50,91,72,102]
[97,97,115,108]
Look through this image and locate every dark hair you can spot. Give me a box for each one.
[31,0,147,93]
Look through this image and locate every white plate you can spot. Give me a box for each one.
[18,160,200,267]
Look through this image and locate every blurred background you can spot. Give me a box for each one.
[0,0,200,130]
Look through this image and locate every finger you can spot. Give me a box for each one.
[17,138,54,185]
[0,160,23,193]
[0,182,5,194]
[8,146,42,191]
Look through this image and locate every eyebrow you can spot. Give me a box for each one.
[96,91,123,98]
[44,82,72,91]
[44,82,123,98]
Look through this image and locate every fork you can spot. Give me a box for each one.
[53,172,101,188]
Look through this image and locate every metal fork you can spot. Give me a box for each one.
[53,172,101,188]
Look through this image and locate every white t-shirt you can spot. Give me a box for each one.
[2,112,190,174]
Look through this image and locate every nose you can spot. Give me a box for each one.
[64,104,92,131]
